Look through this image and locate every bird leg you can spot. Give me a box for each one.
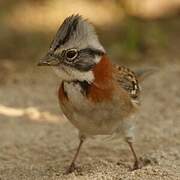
[65,137,84,174]
[126,139,140,170]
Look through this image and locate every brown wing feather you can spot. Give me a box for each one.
[115,65,141,100]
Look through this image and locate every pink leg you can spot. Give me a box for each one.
[65,137,84,174]
[126,140,140,170]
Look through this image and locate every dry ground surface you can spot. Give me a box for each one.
[0,61,179,180]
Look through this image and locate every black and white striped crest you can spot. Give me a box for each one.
[39,15,106,82]
[50,14,105,52]
[50,15,80,51]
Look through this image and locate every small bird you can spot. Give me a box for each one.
[38,15,151,174]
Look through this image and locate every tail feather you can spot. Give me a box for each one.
[135,68,158,82]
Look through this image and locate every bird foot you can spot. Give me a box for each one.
[65,162,76,174]
[131,160,142,171]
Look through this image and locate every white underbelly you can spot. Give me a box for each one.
[60,81,130,136]
[61,100,124,135]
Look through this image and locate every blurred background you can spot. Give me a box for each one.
[1,0,180,87]
[0,1,180,179]
[1,0,180,110]
[1,0,180,66]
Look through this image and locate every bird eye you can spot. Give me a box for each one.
[66,49,78,61]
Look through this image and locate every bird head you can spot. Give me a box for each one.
[38,15,106,82]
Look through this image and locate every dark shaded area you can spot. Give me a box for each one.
[99,16,180,65]
[0,0,180,66]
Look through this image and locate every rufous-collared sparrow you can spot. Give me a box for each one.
[38,14,150,174]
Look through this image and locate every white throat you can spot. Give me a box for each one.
[53,65,94,83]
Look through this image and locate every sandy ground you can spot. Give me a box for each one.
[0,62,179,180]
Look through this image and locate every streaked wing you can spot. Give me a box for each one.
[115,65,141,100]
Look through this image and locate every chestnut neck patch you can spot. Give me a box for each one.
[88,55,114,102]
[59,55,114,103]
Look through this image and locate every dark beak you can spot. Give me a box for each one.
[37,53,60,66]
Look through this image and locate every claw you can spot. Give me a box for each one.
[133,160,139,170]
[65,163,76,174]
[132,160,143,171]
